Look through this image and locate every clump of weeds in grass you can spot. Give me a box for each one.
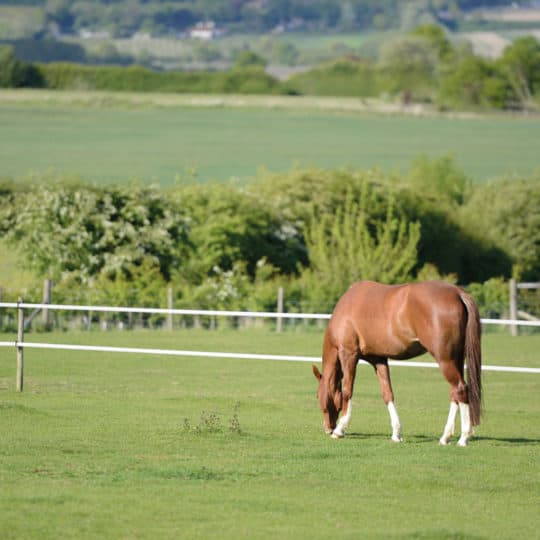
[229,401,241,435]
[182,403,242,435]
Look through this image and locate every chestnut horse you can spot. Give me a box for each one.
[312,281,482,446]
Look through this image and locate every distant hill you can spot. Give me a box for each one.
[0,1,523,40]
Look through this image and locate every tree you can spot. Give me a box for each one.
[498,36,540,106]
[233,50,267,69]
[1,182,190,284]
[378,35,438,98]
[461,176,540,280]
[0,45,43,88]
[438,54,511,109]
[405,155,472,206]
[302,184,421,305]
[177,183,305,283]
[410,23,454,61]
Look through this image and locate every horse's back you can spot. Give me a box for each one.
[328,281,468,360]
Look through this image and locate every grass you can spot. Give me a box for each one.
[0,328,539,539]
[1,90,540,185]
[0,6,42,40]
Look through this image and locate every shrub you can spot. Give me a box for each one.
[438,55,513,109]
[0,44,43,88]
[287,57,382,97]
[39,62,285,94]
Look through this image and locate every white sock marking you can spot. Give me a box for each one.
[332,400,352,438]
[457,402,472,447]
[387,401,402,442]
[440,401,459,445]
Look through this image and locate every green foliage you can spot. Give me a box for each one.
[405,154,472,206]
[0,163,535,311]
[233,49,267,68]
[177,182,305,281]
[498,36,540,106]
[86,258,167,308]
[8,38,87,63]
[396,156,513,283]
[0,44,43,87]
[2,1,521,40]
[301,184,420,305]
[467,277,508,318]
[461,176,540,280]
[1,181,190,285]
[39,62,285,94]
[438,53,513,109]
[379,34,439,99]
[410,23,455,61]
[287,57,382,97]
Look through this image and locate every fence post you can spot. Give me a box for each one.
[276,287,284,333]
[0,287,3,329]
[509,279,518,337]
[167,285,174,331]
[16,298,24,392]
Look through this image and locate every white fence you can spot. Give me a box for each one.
[1,302,540,392]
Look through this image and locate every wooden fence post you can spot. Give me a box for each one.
[16,299,24,392]
[276,287,284,333]
[509,279,518,337]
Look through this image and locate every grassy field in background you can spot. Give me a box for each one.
[1,328,539,539]
[1,90,539,185]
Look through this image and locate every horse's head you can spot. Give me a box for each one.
[312,364,342,434]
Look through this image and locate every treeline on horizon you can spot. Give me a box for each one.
[2,24,540,111]
[1,158,539,319]
[0,0,514,38]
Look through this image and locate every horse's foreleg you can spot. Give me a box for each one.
[374,360,402,442]
[332,351,357,439]
[331,400,352,439]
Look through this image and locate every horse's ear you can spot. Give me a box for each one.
[312,364,322,380]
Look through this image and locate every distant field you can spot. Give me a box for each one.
[1,90,539,185]
[0,328,539,539]
[0,6,42,39]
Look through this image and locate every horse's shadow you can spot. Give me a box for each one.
[344,432,540,445]
[473,435,540,445]
[345,432,433,443]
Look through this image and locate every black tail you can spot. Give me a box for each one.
[460,291,482,426]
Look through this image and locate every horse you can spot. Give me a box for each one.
[312,280,482,446]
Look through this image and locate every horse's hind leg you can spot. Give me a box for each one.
[373,360,402,442]
[439,401,458,445]
[439,360,472,446]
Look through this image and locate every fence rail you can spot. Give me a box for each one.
[1,340,538,374]
[1,302,539,392]
[1,302,540,325]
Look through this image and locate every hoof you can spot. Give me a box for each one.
[391,436,403,443]
[331,431,344,439]
[439,438,451,446]
[457,438,468,447]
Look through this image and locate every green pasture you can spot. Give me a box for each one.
[1,91,539,185]
[1,328,539,539]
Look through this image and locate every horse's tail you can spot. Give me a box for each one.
[459,291,482,426]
